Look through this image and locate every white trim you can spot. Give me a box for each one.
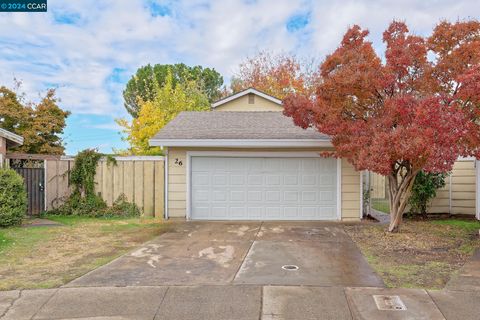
[164,150,169,220]
[337,158,342,220]
[0,128,23,146]
[186,151,341,221]
[150,139,332,148]
[186,152,192,220]
[211,88,282,108]
[476,160,480,220]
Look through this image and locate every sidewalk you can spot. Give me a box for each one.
[1,284,479,320]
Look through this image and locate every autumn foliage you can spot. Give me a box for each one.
[284,21,480,231]
[231,51,316,99]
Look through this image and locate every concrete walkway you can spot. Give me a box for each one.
[1,285,480,319]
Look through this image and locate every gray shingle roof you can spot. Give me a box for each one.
[151,111,330,140]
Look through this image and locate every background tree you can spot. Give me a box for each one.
[118,71,209,155]
[0,86,70,155]
[409,172,447,218]
[230,51,316,99]
[123,63,223,117]
[284,21,480,232]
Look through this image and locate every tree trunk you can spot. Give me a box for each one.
[387,168,419,233]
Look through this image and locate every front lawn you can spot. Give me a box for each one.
[345,218,480,289]
[0,216,169,290]
[371,198,390,214]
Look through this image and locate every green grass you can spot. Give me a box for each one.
[43,215,125,225]
[371,199,390,214]
[0,215,166,290]
[346,218,480,289]
[0,232,13,252]
[432,219,480,232]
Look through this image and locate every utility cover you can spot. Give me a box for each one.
[373,295,407,311]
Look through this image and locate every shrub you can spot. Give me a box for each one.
[104,194,141,217]
[47,149,139,218]
[409,171,447,217]
[50,193,107,217]
[0,168,27,227]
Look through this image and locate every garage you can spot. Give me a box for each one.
[189,155,339,220]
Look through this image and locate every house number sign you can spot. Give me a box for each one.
[174,158,183,166]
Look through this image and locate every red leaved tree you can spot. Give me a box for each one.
[284,21,480,232]
[231,51,316,99]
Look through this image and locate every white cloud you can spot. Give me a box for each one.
[0,0,478,116]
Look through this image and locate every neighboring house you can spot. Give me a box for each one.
[150,88,362,221]
[369,158,479,220]
[0,128,23,167]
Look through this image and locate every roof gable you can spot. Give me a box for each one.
[211,88,282,109]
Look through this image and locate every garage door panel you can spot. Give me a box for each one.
[266,175,281,185]
[213,175,227,185]
[193,190,210,202]
[230,190,245,201]
[191,156,337,220]
[266,191,281,202]
[192,173,209,186]
[247,191,262,201]
[284,191,299,202]
[248,207,263,219]
[284,175,298,185]
[212,190,227,201]
[230,175,245,185]
[248,175,263,185]
[301,191,317,202]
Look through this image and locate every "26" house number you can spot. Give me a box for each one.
[174,158,183,166]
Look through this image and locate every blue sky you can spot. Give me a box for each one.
[0,0,478,155]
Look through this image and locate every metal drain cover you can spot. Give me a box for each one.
[373,295,407,311]
[282,264,299,271]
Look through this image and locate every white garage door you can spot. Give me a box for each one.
[190,156,338,220]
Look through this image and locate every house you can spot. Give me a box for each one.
[0,128,23,168]
[150,88,362,221]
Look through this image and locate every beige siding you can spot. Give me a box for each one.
[168,149,187,217]
[214,94,283,112]
[341,159,361,220]
[429,160,476,215]
[166,147,361,220]
[45,158,164,217]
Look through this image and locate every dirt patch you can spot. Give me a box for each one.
[0,218,169,290]
[345,219,480,289]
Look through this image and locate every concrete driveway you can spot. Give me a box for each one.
[67,221,384,287]
[3,223,479,319]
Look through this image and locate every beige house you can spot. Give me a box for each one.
[150,88,362,221]
[0,128,23,167]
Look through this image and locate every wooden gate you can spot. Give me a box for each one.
[6,153,56,216]
[11,167,45,215]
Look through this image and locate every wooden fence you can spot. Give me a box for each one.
[45,156,165,217]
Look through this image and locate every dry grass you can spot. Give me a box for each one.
[345,218,480,289]
[0,216,169,290]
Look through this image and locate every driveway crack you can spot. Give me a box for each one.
[153,286,170,320]
[0,289,22,319]
[232,222,263,283]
